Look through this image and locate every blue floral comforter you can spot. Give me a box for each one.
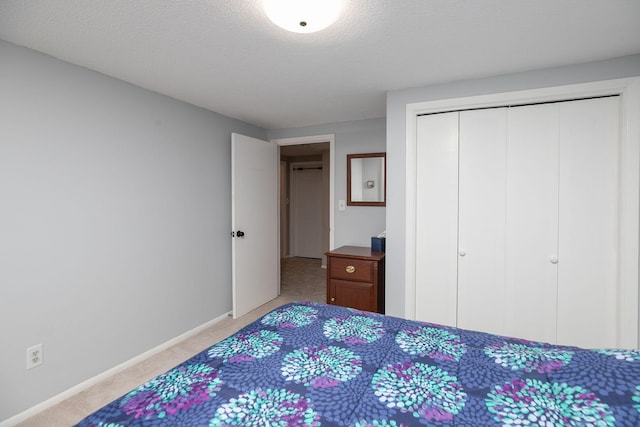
[75,302,640,426]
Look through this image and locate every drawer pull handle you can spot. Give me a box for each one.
[331,297,335,302]
[345,265,356,273]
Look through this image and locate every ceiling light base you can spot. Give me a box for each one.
[263,0,344,34]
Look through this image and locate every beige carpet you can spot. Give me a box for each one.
[16,258,325,427]
[280,257,326,303]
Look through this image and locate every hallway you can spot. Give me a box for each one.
[279,257,325,303]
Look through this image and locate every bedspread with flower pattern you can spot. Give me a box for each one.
[74,302,640,426]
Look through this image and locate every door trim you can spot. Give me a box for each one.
[272,134,336,260]
[405,77,640,348]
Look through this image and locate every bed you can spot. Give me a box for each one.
[74,302,640,426]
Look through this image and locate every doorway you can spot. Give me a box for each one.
[275,134,335,263]
[279,142,330,262]
[275,135,334,302]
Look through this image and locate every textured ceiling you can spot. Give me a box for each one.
[1,1,639,129]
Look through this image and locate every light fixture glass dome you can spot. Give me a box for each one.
[263,0,344,34]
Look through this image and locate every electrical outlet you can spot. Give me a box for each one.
[26,344,43,370]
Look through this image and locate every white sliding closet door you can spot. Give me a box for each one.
[415,97,623,348]
[457,108,507,334]
[415,112,459,327]
[504,104,560,343]
[557,97,619,348]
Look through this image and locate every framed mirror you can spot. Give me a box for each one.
[347,152,386,206]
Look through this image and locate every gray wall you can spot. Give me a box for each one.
[0,40,266,421]
[385,54,640,318]
[268,118,386,249]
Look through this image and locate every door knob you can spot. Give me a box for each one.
[459,251,466,257]
[549,256,558,264]
[236,230,245,238]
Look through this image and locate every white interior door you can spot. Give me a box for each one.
[504,104,560,343]
[290,165,323,258]
[557,97,619,348]
[231,133,279,319]
[457,108,507,334]
[415,112,459,326]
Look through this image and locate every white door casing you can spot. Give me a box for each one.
[231,133,279,319]
[410,79,639,349]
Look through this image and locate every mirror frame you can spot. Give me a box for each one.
[347,152,386,207]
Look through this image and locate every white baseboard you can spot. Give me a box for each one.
[0,311,231,427]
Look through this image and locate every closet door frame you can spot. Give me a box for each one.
[405,77,640,349]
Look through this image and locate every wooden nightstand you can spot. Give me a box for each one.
[325,245,385,313]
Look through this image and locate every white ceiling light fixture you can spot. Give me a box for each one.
[263,0,344,34]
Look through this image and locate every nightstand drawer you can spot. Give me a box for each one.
[329,258,373,282]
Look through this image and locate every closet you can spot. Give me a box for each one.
[415,96,620,348]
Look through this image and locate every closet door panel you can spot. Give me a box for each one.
[505,104,559,343]
[557,97,619,348]
[415,112,459,326]
[457,108,507,335]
